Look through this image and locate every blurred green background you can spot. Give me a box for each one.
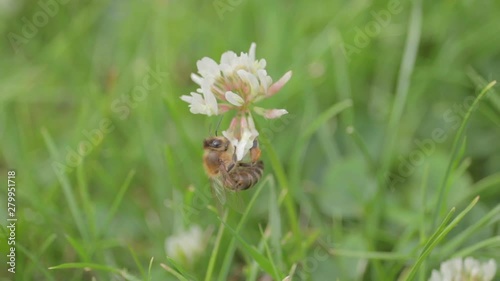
[1,0,499,280]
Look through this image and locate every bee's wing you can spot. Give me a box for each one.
[210,175,246,214]
[210,175,227,206]
[225,189,246,214]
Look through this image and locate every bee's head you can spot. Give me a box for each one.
[203,136,229,151]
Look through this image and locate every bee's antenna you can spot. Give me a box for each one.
[214,116,224,136]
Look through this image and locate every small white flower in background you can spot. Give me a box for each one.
[428,257,497,281]
[181,42,292,160]
[165,225,205,266]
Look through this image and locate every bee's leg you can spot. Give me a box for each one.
[221,155,236,173]
[219,163,236,189]
[230,153,237,171]
[250,139,261,163]
[226,162,235,173]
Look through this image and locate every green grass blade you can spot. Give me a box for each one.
[128,245,145,279]
[217,175,271,281]
[165,144,188,190]
[439,204,500,258]
[41,127,88,240]
[49,263,142,281]
[458,172,500,204]
[218,218,276,275]
[451,157,471,185]
[326,248,412,260]
[381,0,422,171]
[328,27,354,125]
[64,234,89,262]
[258,132,299,235]
[39,233,58,255]
[204,210,228,281]
[103,169,136,229]
[16,243,56,281]
[290,100,352,186]
[147,257,154,281]
[283,99,353,234]
[160,263,190,281]
[466,67,500,112]
[420,208,457,255]
[247,234,268,281]
[478,104,500,126]
[418,164,430,281]
[451,236,500,258]
[346,126,376,171]
[120,271,145,281]
[260,225,283,280]
[405,196,480,281]
[373,2,422,277]
[433,81,496,227]
[165,257,196,280]
[285,264,297,281]
[76,164,96,239]
[299,99,352,141]
[268,177,284,270]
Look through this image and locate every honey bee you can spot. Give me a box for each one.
[203,136,264,205]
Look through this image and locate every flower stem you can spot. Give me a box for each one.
[259,133,300,236]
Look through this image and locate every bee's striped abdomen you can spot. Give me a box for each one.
[230,161,264,191]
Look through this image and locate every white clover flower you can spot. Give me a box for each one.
[165,225,205,266]
[180,87,218,116]
[181,42,292,160]
[222,113,259,161]
[428,257,497,281]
